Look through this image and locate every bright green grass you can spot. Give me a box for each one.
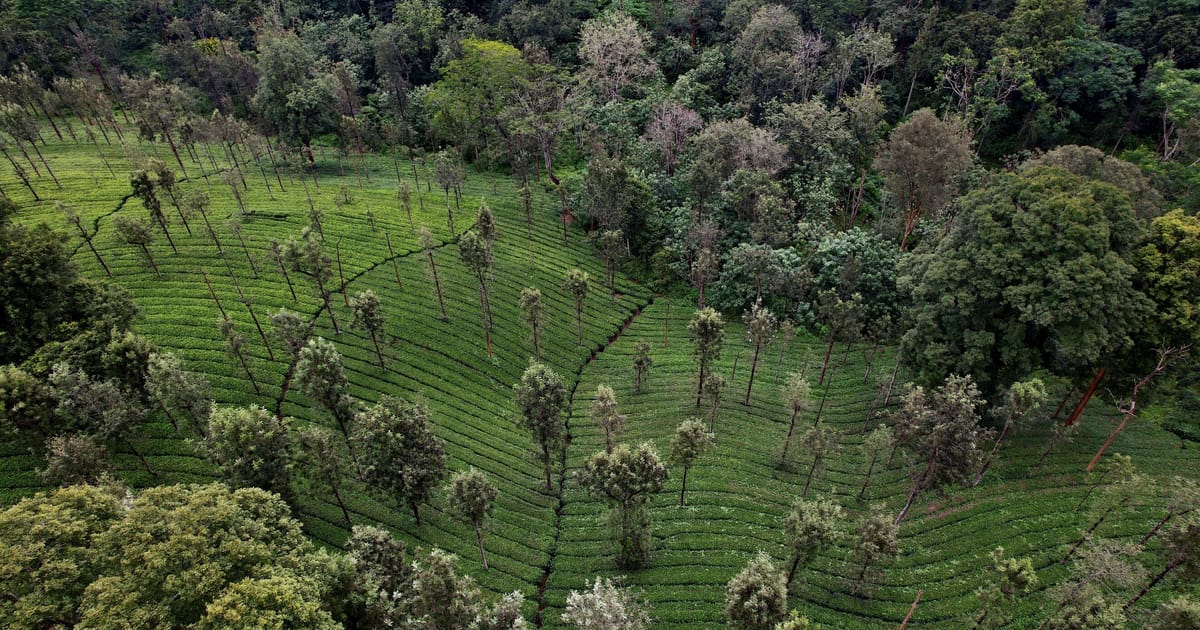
[3,129,1199,628]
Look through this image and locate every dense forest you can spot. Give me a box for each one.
[1,0,1200,627]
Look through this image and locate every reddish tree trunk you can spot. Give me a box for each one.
[1066,368,1105,426]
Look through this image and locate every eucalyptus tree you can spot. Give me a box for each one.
[418,226,449,321]
[725,552,788,630]
[779,373,811,468]
[852,510,900,593]
[112,215,160,277]
[520,288,544,361]
[48,363,153,476]
[562,578,651,630]
[565,269,590,346]
[350,290,387,367]
[783,498,844,587]
[459,230,494,354]
[285,227,341,333]
[295,337,355,438]
[973,548,1038,628]
[632,341,652,393]
[799,425,840,496]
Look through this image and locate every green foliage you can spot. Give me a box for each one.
[295,337,355,436]
[901,166,1149,392]
[576,442,668,568]
[0,484,124,629]
[725,552,789,630]
[201,406,291,501]
[561,577,651,630]
[350,396,447,524]
[514,363,567,489]
[783,498,844,583]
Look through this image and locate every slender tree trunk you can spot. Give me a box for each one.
[331,481,353,527]
[477,282,492,356]
[245,302,275,362]
[782,408,801,465]
[787,554,801,587]
[819,334,835,385]
[13,139,41,176]
[77,231,112,276]
[1087,409,1134,473]
[1124,560,1179,610]
[277,257,298,302]
[859,451,878,500]
[315,276,341,333]
[140,244,161,277]
[1141,510,1180,546]
[896,456,935,525]
[234,348,261,394]
[1066,368,1105,426]
[1076,469,1111,511]
[154,211,178,253]
[542,442,553,491]
[744,343,762,404]
[973,421,1012,487]
[802,453,820,496]
[476,527,488,570]
[1,147,39,199]
[31,141,63,188]
[427,253,448,321]
[385,232,403,286]
[410,498,422,525]
[125,438,158,476]
[679,466,689,506]
[369,330,384,367]
[864,340,881,383]
[1063,503,1121,563]
[336,240,348,307]
[1052,385,1076,420]
[899,590,924,630]
[576,304,584,346]
[813,364,835,424]
[695,360,707,408]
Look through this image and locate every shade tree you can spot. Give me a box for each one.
[779,373,811,469]
[565,268,590,346]
[724,552,788,630]
[201,405,291,502]
[670,418,714,506]
[351,396,447,525]
[688,307,725,407]
[448,468,498,570]
[520,287,544,360]
[742,299,778,404]
[561,577,651,630]
[632,341,652,393]
[349,290,387,367]
[852,509,900,593]
[576,442,668,568]
[591,384,626,455]
[514,363,568,491]
[783,498,844,588]
[295,337,356,438]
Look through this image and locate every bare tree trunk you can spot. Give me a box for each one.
[744,343,762,404]
[385,232,403,286]
[1124,560,1179,611]
[859,451,879,500]
[898,590,924,630]
[802,453,820,496]
[125,439,158,476]
[973,421,1012,487]
[679,466,689,506]
[245,302,275,362]
[819,334,835,385]
[1066,368,1105,426]
[336,239,348,307]
[476,527,488,570]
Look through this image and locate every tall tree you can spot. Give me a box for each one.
[577,11,659,103]
[295,425,354,527]
[449,468,498,570]
[783,498,844,587]
[576,442,668,568]
[859,425,893,501]
[201,405,291,501]
[350,290,387,367]
[520,287,544,361]
[798,425,840,496]
[973,547,1038,628]
[632,341,652,393]
[112,215,160,277]
[514,363,567,491]
[49,364,153,476]
[779,373,811,468]
[286,227,341,333]
[688,308,725,407]
[418,226,449,321]
[742,299,778,404]
[852,510,900,593]
[974,378,1047,487]
[1125,513,1200,611]
[294,337,355,438]
[459,230,494,354]
[145,352,211,436]
[892,375,994,523]
[670,418,714,506]
[874,109,974,250]
[725,552,788,630]
[564,269,590,346]
[219,315,259,395]
[591,385,626,455]
[351,396,448,525]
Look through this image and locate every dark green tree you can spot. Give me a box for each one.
[688,308,725,407]
[351,396,447,525]
[514,363,567,491]
[576,442,668,568]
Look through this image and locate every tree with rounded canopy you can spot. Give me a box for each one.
[725,552,788,630]
[670,418,714,506]
[561,577,652,630]
[194,573,340,630]
[253,31,338,163]
[39,434,112,486]
[295,337,356,438]
[892,375,994,523]
[591,384,626,454]
[900,166,1149,395]
[852,510,900,593]
[146,352,211,436]
[973,547,1038,628]
[430,39,527,164]
[577,11,659,103]
[350,290,387,367]
[201,405,292,503]
[565,268,590,346]
[75,484,339,629]
[1021,145,1163,220]
[576,442,668,568]
[520,287,545,360]
[350,396,447,525]
[449,468,498,570]
[48,363,152,476]
[783,498,844,588]
[742,299,778,404]
[286,227,341,333]
[0,484,125,629]
[688,307,725,407]
[1132,210,1200,354]
[874,108,974,251]
[514,363,567,491]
